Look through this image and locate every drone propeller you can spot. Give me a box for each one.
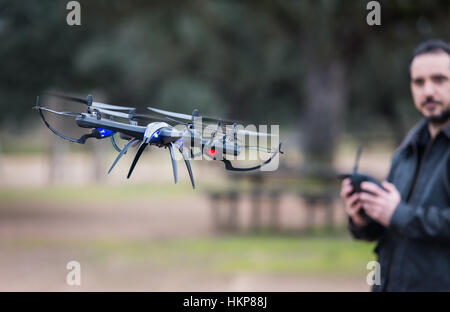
[190,120,277,139]
[147,107,192,121]
[147,106,237,125]
[234,129,277,137]
[45,92,135,111]
[95,108,133,119]
[132,113,175,123]
[147,106,274,141]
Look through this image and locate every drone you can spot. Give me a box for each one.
[33,92,283,189]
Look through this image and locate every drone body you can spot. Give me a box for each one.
[34,93,282,189]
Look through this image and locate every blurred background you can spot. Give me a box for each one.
[0,0,449,291]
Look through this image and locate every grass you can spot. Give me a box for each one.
[0,167,376,278]
[2,235,376,276]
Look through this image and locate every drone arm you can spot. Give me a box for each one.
[76,115,145,140]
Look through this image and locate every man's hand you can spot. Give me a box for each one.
[360,181,401,227]
[340,178,368,227]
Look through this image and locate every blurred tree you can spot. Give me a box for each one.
[0,0,449,170]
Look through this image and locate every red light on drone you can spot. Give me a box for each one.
[206,148,216,157]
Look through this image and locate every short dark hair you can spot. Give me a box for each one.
[410,39,450,71]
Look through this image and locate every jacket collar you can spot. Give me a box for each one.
[398,118,450,152]
[397,119,428,152]
[443,122,450,140]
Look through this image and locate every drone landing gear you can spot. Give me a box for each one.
[108,138,140,174]
[176,145,195,189]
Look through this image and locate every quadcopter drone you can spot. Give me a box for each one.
[33,92,282,189]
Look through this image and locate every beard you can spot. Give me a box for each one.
[420,97,450,125]
[424,106,450,125]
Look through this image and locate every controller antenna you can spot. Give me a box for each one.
[353,145,362,174]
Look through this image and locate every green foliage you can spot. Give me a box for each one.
[3,235,376,275]
[1,0,449,131]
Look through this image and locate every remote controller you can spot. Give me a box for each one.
[340,146,385,223]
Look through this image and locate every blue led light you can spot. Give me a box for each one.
[151,130,160,139]
[97,128,114,138]
[175,139,183,149]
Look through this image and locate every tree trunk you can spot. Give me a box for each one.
[300,58,347,175]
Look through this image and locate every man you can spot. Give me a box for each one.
[341,39,450,291]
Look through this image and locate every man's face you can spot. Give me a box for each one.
[410,52,450,124]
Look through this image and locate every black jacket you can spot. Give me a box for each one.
[349,119,450,291]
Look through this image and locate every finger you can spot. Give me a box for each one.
[348,193,360,207]
[382,181,396,193]
[349,202,363,216]
[353,201,362,211]
[340,179,350,192]
[343,185,354,198]
[360,192,385,207]
[362,204,375,218]
[340,184,345,198]
[362,201,379,216]
[361,181,385,196]
[340,184,353,198]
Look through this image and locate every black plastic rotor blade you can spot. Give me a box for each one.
[127,141,148,179]
[96,109,173,123]
[168,143,178,184]
[236,129,278,137]
[147,107,192,120]
[202,116,237,125]
[148,106,237,125]
[163,116,190,125]
[95,108,133,119]
[45,92,134,111]
[131,113,175,123]
[91,102,134,111]
[177,146,195,189]
[44,92,87,104]
[108,138,140,174]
